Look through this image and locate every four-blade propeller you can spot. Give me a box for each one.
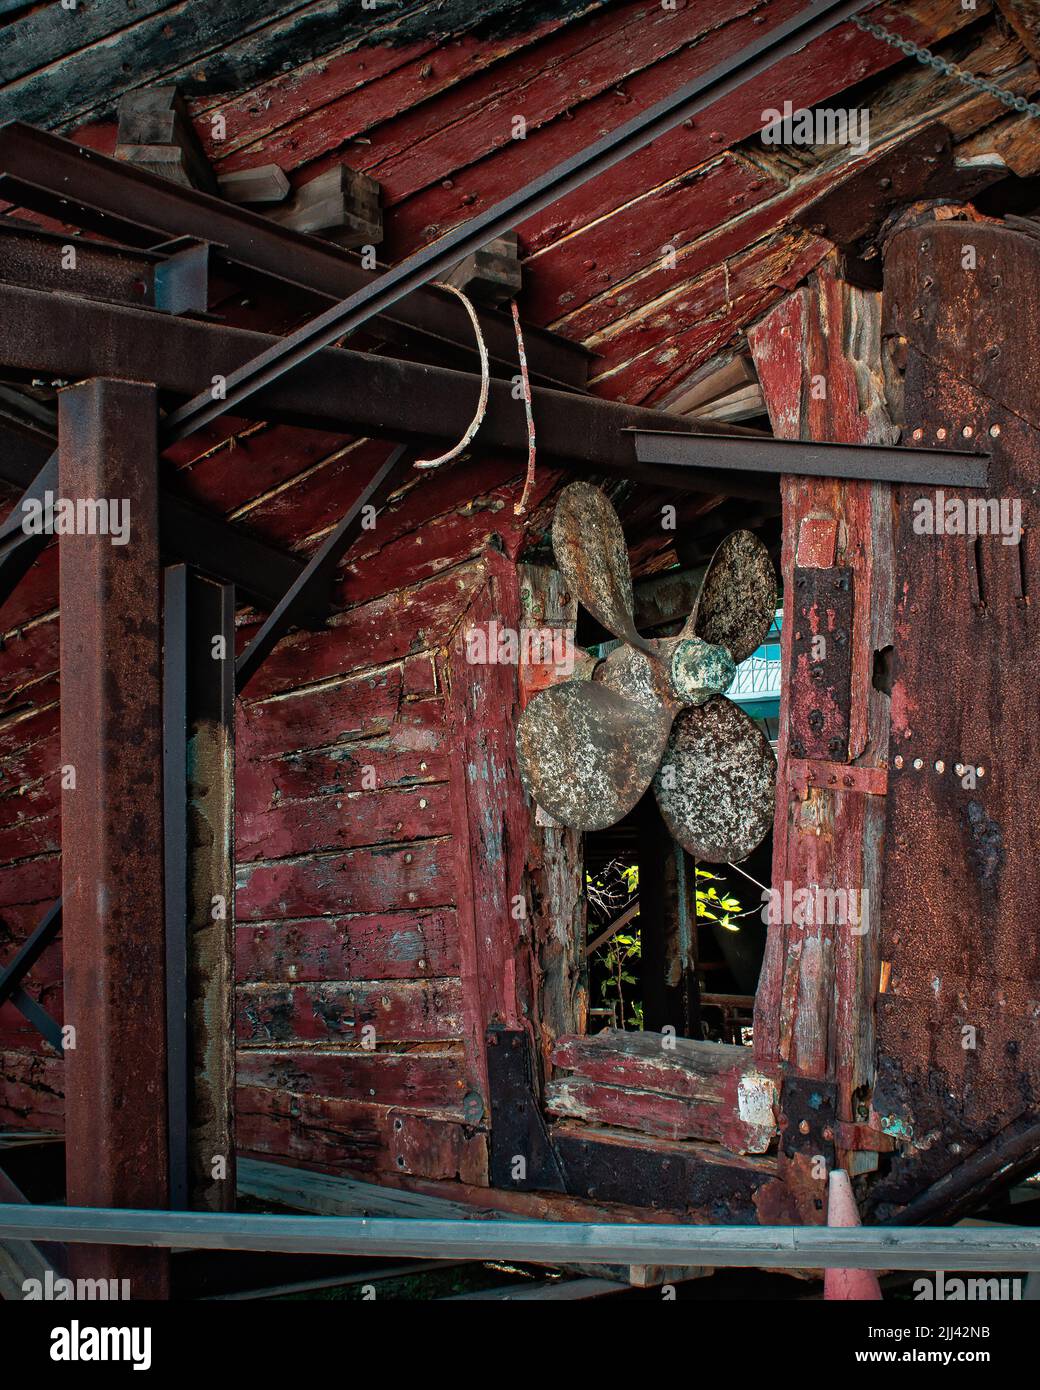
[516,482,777,863]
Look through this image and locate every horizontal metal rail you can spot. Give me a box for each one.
[632,430,991,488]
[161,0,871,442]
[1,1206,1039,1271]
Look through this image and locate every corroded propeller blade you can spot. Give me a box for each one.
[653,696,776,863]
[552,482,652,653]
[593,639,680,719]
[687,529,777,665]
[517,679,671,831]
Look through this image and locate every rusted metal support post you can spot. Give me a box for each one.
[164,565,236,1212]
[59,378,169,1298]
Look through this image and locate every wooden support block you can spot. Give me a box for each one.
[446,232,522,304]
[266,165,382,248]
[116,87,217,195]
[164,567,236,1213]
[664,354,758,415]
[217,164,290,206]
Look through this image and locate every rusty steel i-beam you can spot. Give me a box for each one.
[58,377,170,1299]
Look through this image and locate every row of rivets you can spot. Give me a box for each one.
[893,755,985,776]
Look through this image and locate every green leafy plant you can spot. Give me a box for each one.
[695,867,742,932]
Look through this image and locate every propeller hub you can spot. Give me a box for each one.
[670,637,735,706]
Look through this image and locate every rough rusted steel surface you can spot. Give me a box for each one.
[58,378,169,1297]
[653,698,776,865]
[787,567,855,762]
[869,218,1040,1212]
[691,529,777,664]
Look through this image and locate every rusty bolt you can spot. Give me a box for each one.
[799,1120,810,1135]
[894,755,904,769]
[912,428,923,441]
[878,176,892,190]
[791,739,805,757]
[990,424,1001,438]
[828,737,845,756]
[936,427,947,441]
[962,426,974,439]
[822,1127,834,1141]
[808,709,825,732]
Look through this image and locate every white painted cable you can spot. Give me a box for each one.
[511,298,537,516]
[414,282,490,470]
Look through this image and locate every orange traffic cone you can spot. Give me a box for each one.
[824,1168,883,1300]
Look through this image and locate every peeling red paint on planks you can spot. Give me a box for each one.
[236,978,464,1046]
[236,909,460,983]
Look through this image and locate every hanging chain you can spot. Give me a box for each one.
[853,14,1040,121]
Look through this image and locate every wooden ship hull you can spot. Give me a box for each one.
[0,0,1037,1293]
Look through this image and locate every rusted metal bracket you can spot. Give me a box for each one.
[780,1077,837,1157]
[788,567,854,762]
[486,1028,567,1193]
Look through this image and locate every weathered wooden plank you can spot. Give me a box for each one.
[518,565,586,1079]
[236,1086,487,1183]
[235,837,456,920]
[446,553,533,1106]
[237,665,405,759]
[236,1046,466,1109]
[369,0,760,217]
[238,561,486,701]
[589,235,829,404]
[523,155,779,326]
[0,854,59,909]
[236,781,453,861]
[236,909,460,983]
[0,0,176,86]
[551,1031,776,1153]
[0,1048,63,1130]
[748,255,895,1188]
[512,0,981,260]
[2,0,358,128]
[236,1153,480,1218]
[204,3,612,170]
[217,165,290,204]
[236,978,464,1045]
[240,733,451,816]
[546,1076,741,1149]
